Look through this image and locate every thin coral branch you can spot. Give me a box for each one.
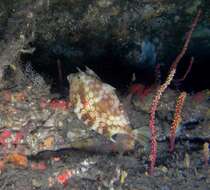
[171,9,201,70]
[175,57,194,83]
[57,59,64,93]
[149,68,176,175]
[169,92,187,152]
[148,9,201,175]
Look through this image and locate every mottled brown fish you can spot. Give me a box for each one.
[67,68,140,151]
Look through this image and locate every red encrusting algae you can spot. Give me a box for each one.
[56,169,73,186]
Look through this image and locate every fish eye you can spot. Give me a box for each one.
[111,134,118,141]
[111,134,131,143]
[67,74,81,81]
[76,75,82,80]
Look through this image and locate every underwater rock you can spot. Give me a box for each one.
[0,0,208,72]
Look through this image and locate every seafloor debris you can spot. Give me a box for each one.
[0,76,209,160]
[0,74,209,189]
[0,63,209,190]
[0,84,70,156]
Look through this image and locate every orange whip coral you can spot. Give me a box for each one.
[169,92,187,152]
[148,9,201,175]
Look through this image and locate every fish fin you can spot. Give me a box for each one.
[85,66,100,79]
[103,83,116,91]
[76,67,83,73]
[132,126,150,150]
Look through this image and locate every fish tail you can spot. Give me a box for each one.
[132,126,150,151]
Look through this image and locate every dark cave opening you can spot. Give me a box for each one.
[173,39,210,93]
[20,39,210,97]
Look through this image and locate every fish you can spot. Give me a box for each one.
[67,67,149,152]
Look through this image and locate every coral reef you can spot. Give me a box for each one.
[148,9,201,175]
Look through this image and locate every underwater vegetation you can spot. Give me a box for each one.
[169,92,187,152]
[148,9,201,175]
